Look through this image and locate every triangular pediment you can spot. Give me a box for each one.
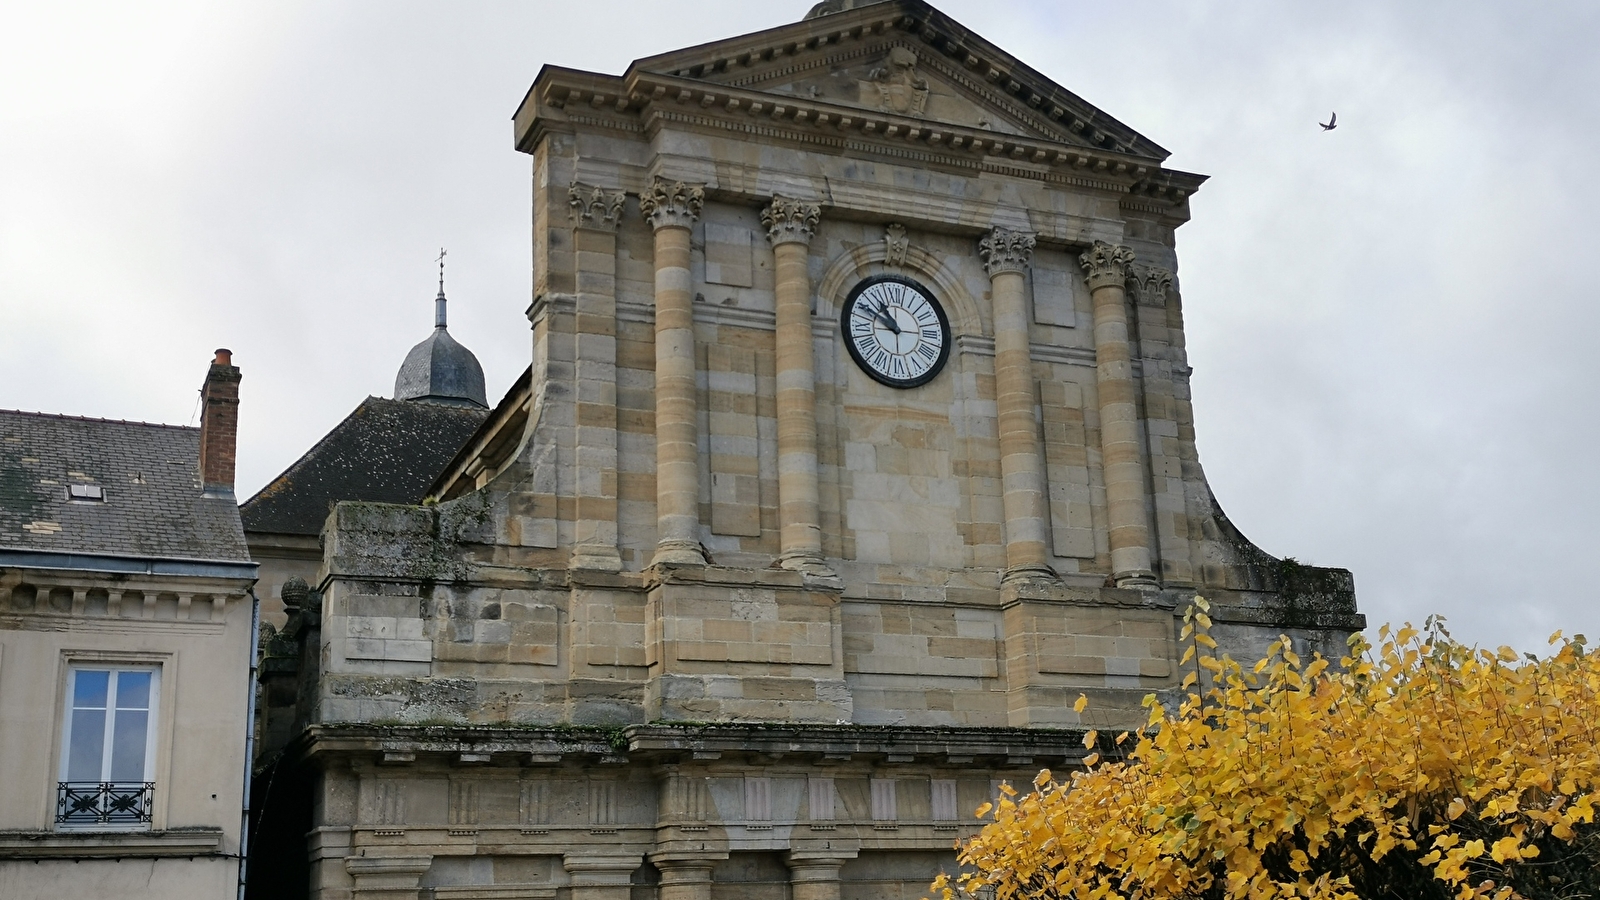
[627,0,1168,161]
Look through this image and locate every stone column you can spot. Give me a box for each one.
[761,194,829,574]
[1079,240,1156,588]
[642,179,708,566]
[564,853,643,900]
[784,851,856,900]
[979,226,1053,582]
[653,856,717,900]
[568,183,627,571]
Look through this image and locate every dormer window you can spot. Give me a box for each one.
[67,484,105,502]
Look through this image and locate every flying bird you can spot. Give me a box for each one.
[1320,111,1337,131]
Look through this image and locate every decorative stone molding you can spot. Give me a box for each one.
[0,828,224,859]
[978,226,1037,277]
[640,179,705,231]
[883,223,909,268]
[345,855,434,897]
[1130,265,1174,306]
[568,182,626,230]
[866,46,929,116]
[1078,240,1137,290]
[760,195,821,247]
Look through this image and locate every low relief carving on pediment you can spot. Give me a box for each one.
[861,46,929,116]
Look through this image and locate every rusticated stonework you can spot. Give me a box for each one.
[250,2,1362,898]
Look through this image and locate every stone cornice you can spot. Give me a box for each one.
[518,70,1206,210]
[623,0,1164,160]
[298,722,1106,766]
[0,828,225,860]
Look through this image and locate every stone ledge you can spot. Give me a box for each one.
[0,827,226,860]
[299,721,1106,767]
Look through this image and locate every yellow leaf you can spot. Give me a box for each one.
[1489,836,1520,863]
[1447,798,1466,820]
[1082,729,1099,749]
[1082,752,1100,767]
[1073,694,1089,714]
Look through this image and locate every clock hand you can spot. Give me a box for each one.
[873,303,902,334]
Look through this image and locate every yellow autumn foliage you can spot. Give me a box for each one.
[937,602,1600,900]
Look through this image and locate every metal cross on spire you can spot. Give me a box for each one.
[435,247,448,329]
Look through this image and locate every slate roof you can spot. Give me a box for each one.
[0,410,250,562]
[240,397,489,536]
[394,326,488,408]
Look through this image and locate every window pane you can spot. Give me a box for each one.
[109,709,149,782]
[73,670,108,709]
[115,671,151,710]
[67,708,106,781]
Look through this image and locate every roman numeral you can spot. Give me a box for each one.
[915,343,938,361]
[921,326,939,340]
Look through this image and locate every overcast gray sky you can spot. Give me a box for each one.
[4,1,1596,654]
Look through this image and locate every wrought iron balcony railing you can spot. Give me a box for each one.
[56,781,155,827]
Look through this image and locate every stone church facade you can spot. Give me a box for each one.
[251,2,1363,898]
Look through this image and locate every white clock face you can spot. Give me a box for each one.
[842,276,951,389]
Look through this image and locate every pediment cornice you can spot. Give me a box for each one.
[519,69,1206,212]
[627,0,1167,161]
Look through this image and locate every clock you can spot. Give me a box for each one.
[841,275,951,389]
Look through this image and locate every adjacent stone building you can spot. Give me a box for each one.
[0,352,258,899]
[243,283,492,626]
[252,2,1364,898]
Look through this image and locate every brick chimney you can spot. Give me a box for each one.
[198,348,241,497]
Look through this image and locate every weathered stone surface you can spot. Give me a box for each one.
[250,3,1365,897]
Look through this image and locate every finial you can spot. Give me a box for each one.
[435,247,448,329]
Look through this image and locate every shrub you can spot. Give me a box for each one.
[938,602,1600,900]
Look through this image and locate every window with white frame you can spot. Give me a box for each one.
[57,665,159,828]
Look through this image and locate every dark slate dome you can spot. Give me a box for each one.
[393,288,487,408]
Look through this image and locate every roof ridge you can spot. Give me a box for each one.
[0,408,197,432]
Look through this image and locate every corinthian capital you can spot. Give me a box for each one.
[1130,265,1174,306]
[760,195,821,247]
[568,182,626,230]
[639,179,705,231]
[978,226,1036,277]
[1078,240,1137,290]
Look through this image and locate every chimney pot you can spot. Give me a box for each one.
[198,349,241,497]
